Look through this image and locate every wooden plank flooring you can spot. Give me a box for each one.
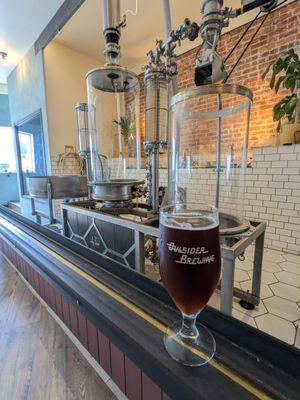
[0,254,117,400]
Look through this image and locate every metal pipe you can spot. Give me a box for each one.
[161,0,178,95]
[215,93,222,208]
[101,0,121,32]
[150,149,159,212]
[161,0,179,207]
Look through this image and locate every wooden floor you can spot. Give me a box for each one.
[0,254,117,400]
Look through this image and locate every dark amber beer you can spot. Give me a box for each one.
[159,215,221,314]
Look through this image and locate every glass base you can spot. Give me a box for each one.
[164,320,216,367]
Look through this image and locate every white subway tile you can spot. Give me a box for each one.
[247,187,261,194]
[276,188,292,196]
[287,160,300,168]
[254,168,267,175]
[285,223,300,232]
[271,161,287,168]
[261,186,276,193]
[276,228,292,236]
[250,200,263,206]
[267,167,283,175]
[272,240,287,249]
[273,174,289,182]
[265,154,280,161]
[252,154,265,162]
[282,209,298,217]
[292,190,300,197]
[256,161,271,168]
[272,195,286,202]
[279,201,295,210]
[277,145,295,153]
[287,243,300,252]
[267,207,282,215]
[269,221,284,228]
[289,175,300,182]
[258,175,271,181]
[280,153,297,161]
[283,167,300,175]
[258,194,271,201]
[268,233,279,240]
[264,201,278,208]
[287,196,300,204]
[273,215,287,222]
[284,182,300,189]
[279,235,295,244]
[255,181,268,188]
[263,147,278,154]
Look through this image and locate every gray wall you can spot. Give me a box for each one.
[7,46,50,216]
[0,94,11,126]
[0,173,19,204]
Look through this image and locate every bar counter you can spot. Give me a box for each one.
[0,206,299,400]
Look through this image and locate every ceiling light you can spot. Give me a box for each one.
[0,52,7,62]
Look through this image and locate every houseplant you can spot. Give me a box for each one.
[262,48,300,145]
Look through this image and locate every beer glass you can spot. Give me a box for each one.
[159,203,221,366]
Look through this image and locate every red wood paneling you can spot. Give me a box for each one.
[32,270,39,292]
[61,297,71,329]
[87,319,99,362]
[0,239,168,400]
[142,373,162,400]
[69,303,79,338]
[111,342,126,393]
[77,311,88,349]
[54,289,64,320]
[38,275,46,300]
[125,356,142,400]
[48,285,57,312]
[44,281,51,306]
[98,330,112,377]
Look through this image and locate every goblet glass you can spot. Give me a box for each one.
[159,203,221,367]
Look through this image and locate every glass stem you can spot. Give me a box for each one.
[180,312,199,340]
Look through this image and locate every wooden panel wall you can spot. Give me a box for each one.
[0,237,171,400]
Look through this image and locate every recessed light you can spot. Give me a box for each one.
[0,52,7,61]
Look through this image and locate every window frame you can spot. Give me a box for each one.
[14,109,47,195]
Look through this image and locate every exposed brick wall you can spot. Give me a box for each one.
[138,1,300,151]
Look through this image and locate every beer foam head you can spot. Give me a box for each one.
[161,213,218,230]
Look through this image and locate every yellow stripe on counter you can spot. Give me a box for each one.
[0,216,273,400]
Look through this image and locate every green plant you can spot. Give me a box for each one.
[114,116,131,144]
[262,48,300,132]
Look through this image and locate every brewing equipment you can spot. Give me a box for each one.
[28,175,88,224]
[169,84,252,235]
[84,0,143,206]
[62,0,286,314]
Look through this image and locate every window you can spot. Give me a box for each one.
[15,111,46,195]
[0,126,16,173]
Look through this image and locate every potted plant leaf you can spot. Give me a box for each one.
[114,116,131,145]
[262,48,300,145]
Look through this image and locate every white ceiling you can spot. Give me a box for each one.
[54,0,261,74]
[0,0,64,83]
